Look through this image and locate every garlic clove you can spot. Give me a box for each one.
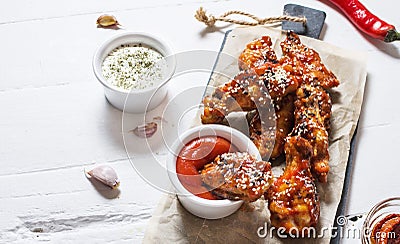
[85,165,120,189]
[96,14,120,28]
[153,116,167,123]
[130,122,157,138]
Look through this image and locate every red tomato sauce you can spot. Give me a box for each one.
[176,136,235,200]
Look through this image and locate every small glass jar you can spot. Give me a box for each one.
[362,197,400,244]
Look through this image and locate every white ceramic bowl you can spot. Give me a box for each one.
[167,124,262,219]
[93,31,176,113]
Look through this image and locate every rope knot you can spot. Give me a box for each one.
[195,7,216,27]
[194,7,307,28]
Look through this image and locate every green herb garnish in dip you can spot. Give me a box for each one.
[102,44,165,90]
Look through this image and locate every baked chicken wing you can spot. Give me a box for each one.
[238,36,278,70]
[201,71,271,125]
[267,136,320,234]
[292,85,331,183]
[280,31,340,89]
[249,94,295,160]
[248,111,276,160]
[248,63,299,159]
[202,71,276,159]
[201,152,272,202]
[254,63,299,101]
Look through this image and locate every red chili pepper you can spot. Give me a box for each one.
[325,0,400,42]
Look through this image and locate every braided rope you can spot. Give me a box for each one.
[195,7,306,27]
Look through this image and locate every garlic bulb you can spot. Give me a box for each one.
[85,165,120,189]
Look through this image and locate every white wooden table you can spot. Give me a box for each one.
[1,0,399,243]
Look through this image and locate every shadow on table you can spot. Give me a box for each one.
[87,176,121,199]
[198,23,233,37]
[366,38,400,59]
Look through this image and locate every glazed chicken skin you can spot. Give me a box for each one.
[292,85,332,183]
[202,71,276,159]
[271,95,295,159]
[280,31,340,89]
[248,94,295,160]
[248,111,276,160]
[201,152,272,202]
[238,36,278,70]
[267,136,320,234]
[254,62,299,101]
[202,62,299,159]
[246,61,300,159]
[201,70,272,125]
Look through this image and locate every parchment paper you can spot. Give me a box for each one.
[144,26,367,243]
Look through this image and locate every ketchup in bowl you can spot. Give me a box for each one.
[176,136,235,200]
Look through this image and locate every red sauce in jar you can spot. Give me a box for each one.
[176,136,235,200]
[371,214,400,244]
